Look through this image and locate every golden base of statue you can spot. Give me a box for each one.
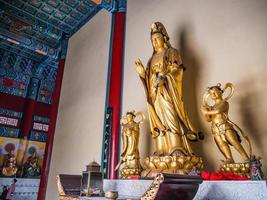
[141,155,204,177]
[120,167,143,179]
[220,162,250,178]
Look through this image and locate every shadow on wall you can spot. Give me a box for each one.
[237,79,267,175]
[239,91,264,155]
[175,24,215,172]
[175,25,267,175]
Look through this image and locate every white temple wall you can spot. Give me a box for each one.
[47,10,111,200]
[47,0,267,199]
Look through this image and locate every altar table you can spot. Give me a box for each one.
[82,179,267,200]
[1,178,267,200]
[0,177,40,200]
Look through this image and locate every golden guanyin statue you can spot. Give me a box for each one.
[134,22,203,176]
[116,111,144,178]
[201,83,254,177]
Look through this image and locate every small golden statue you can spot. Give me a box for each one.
[201,83,254,177]
[134,22,203,177]
[2,150,18,177]
[116,111,144,178]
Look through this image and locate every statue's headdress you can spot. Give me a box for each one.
[203,83,235,105]
[207,83,223,93]
[121,111,145,125]
[126,111,136,117]
[151,22,169,40]
[151,22,171,48]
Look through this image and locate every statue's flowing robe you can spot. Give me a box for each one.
[121,123,140,160]
[141,47,195,154]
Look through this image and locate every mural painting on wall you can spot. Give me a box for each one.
[0,137,45,178]
[22,140,45,178]
[0,137,20,177]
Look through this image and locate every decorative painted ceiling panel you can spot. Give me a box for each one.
[0,0,126,104]
[0,0,105,36]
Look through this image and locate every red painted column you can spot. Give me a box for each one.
[38,58,66,199]
[108,11,126,179]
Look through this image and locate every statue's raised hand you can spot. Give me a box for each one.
[134,58,145,78]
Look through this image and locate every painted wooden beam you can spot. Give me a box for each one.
[100,0,127,12]
[0,28,59,59]
[0,1,63,36]
[0,8,62,42]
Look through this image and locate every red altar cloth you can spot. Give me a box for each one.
[201,171,250,180]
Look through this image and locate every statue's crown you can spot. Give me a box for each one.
[151,22,168,39]
[151,23,160,33]
[126,110,135,117]
[207,83,222,92]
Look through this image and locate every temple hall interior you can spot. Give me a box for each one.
[0,0,267,199]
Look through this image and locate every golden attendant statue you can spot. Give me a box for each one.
[2,150,18,177]
[116,111,144,178]
[201,83,254,177]
[134,22,203,177]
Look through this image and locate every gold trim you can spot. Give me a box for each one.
[56,175,66,196]
[141,173,164,200]
[56,175,79,200]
